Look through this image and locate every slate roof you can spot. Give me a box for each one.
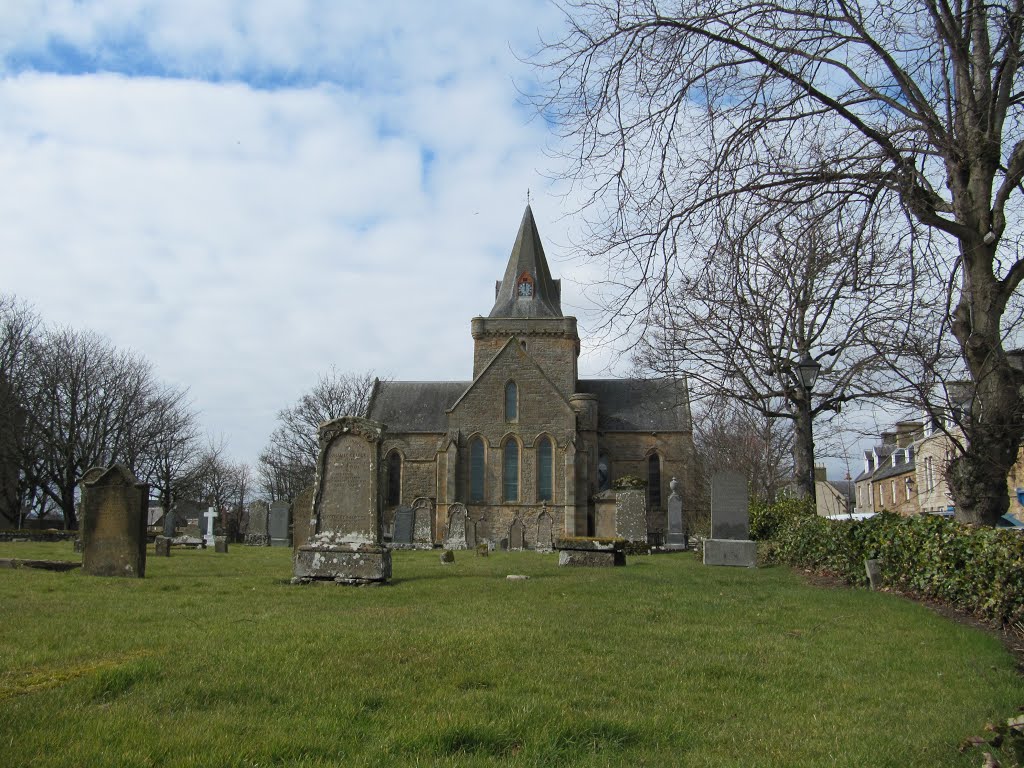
[488,205,563,319]
[578,378,691,432]
[871,452,915,482]
[367,381,469,433]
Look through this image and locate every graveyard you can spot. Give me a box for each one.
[1,541,1021,768]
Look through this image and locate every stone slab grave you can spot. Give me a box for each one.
[293,417,391,585]
[665,477,687,549]
[444,503,470,550]
[412,497,434,548]
[290,485,316,554]
[80,464,148,578]
[555,537,626,567]
[508,517,525,550]
[535,507,554,552]
[245,500,270,546]
[704,470,756,567]
[269,499,291,547]
[392,506,416,547]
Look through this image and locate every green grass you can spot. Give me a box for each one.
[0,542,1020,767]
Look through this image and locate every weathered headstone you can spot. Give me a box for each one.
[80,464,148,578]
[536,508,554,552]
[293,417,391,585]
[665,477,686,549]
[203,507,218,548]
[162,508,176,538]
[214,535,228,554]
[154,535,171,557]
[245,500,270,546]
[392,506,415,546]
[444,503,469,550]
[704,471,756,567]
[269,499,291,547]
[509,518,525,550]
[290,485,316,554]
[412,497,434,548]
[615,489,647,542]
[183,518,202,539]
[865,558,884,590]
[465,518,477,548]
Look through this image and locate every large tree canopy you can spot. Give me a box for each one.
[533,0,1024,524]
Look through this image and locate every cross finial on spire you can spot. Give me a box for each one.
[526,188,531,205]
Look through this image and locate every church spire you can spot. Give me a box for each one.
[488,204,563,318]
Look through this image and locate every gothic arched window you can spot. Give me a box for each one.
[469,437,485,503]
[386,451,402,506]
[537,437,553,502]
[503,439,520,502]
[505,381,518,422]
[648,453,662,509]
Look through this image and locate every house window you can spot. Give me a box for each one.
[537,437,553,502]
[891,480,896,505]
[386,451,401,506]
[648,453,662,509]
[505,381,518,421]
[470,437,485,503]
[503,439,520,502]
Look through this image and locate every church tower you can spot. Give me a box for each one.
[470,205,580,396]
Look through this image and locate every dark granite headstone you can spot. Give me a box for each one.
[292,417,391,585]
[704,470,755,567]
[465,518,477,548]
[80,464,148,578]
[269,499,291,547]
[509,518,525,550]
[393,506,415,545]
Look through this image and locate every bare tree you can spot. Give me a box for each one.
[0,295,41,527]
[634,204,915,497]
[258,368,375,500]
[133,385,203,521]
[532,0,1024,524]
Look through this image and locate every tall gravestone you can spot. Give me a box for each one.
[665,477,686,549]
[291,485,316,554]
[412,497,434,548]
[444,503,469,550]
[392,506,416,547]
[80,464,148,578]
[269,499,291,547]
[508,518,525,550]
[704,470,756,567]
[203,508,218,548]
[162,506,177,538]
[614,489,648,543]
[536,508,554,552]
[293,417,391,585]
[245,500,270,546]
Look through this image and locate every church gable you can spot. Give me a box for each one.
[447,337,574,444]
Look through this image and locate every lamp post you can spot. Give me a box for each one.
[796,351,821,502]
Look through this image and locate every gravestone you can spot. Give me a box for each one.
[214,536,228,554]
[665,477,686,549]
[162,508,176,538]
[80,464,148,578]
[508,518,525,550]
[465,518,477,548]
[154,535,171,557]
[412,497,434,548]
[183,518,202,539]
[293,417,391,585]
[703,471,756,567]
[536,508,554,552]
[392,506,416,546]
[245,500,270,546]
[203,507,218,548]
[269,499,291,547]
[615,489,647,543]
[290,485,316,554]
[444,503,469,550]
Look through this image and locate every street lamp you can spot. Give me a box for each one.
[796,352,821,501]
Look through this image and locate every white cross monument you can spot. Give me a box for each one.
[203,507,218,548]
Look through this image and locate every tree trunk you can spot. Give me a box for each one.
[793,394,815,501]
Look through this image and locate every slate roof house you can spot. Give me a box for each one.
[365,206,696,545]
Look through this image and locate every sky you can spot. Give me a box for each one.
[0,1,873,480]
[0,1,625,469]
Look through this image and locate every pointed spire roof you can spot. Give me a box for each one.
[488,205,563,318]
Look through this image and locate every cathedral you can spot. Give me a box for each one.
[365,205,695,545]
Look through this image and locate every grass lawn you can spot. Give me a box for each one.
[0,542,1020,767]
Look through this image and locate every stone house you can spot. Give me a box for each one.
[855,422,923,516]
[364,206,696,545]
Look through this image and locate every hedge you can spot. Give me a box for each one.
[760,508,1024,625]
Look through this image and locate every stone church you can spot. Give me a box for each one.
[362,205,695,546]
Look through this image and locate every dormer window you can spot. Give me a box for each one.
[517,271,534,298]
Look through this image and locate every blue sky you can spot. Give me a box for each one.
[0,1,628,469]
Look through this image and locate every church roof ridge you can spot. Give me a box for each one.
[488,204,563,319]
